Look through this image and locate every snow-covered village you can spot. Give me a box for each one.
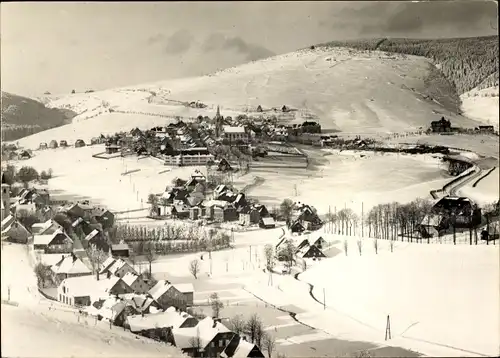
[1,2,499,358]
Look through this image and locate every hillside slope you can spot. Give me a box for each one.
[16,47,484,149]
[318,36,499,96]
[1,91,76,141]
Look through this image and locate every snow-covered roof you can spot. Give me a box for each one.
[41,253,70,267]
[127,310,193,332]
[232,338,257,357]
[1,215,14,231]
[60,275,121,298]
[421,214,443,227]
[172,317,231,349]
[107,259,130,275]
[203,200,230,208]
[100,257,116,273]
[223,126,246,134]
[52,254,92,275]
[173,283,194,293]
[261,217,275,225]
[84,229,99,241]
[122,272,140,287]
[148,280,177,301]
[31,219,59,235]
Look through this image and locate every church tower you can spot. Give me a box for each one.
[215,105,222,138]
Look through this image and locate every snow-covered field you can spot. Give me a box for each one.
[460,86,499,130]
[297,238,500,357]
[458,166,500,206]
[11,146,451,216]
[16,47,484,150]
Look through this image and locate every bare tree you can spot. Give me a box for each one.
[262,332,276,358]
[357,240,362,256]
[189,259,201,279]
[263,244,275,271]
[373,238,378,254]
[245,313,264,347]
[147,194,159,216]
[144,242,157,278]
[209,292,224,318]
[343,239,348,256]
[227,314,246,335]
[86,244,108,275]
[188,327,203,352]
[280,199,294,223]
[278,240,295,273]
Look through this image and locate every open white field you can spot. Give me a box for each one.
[0,243,185,358]
[17,47,484,150]
[12,146,450,216]
[297,238,500,357]
[460,86,499,130]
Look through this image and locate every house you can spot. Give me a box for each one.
[221,334,265,358]
[222,126,249,143]
[83,229,109,252]
[291,203,322,230]
[173,283,194,307]
[148,280,188,310]
[214,185,231,198]
[122,272,150,294]
[171,204,191,219]
[49,140,58,149]
[239,207,260,226]
[254,204,270,218]
[101,258,137,278]
[259,217,276,229]
[71,217,96,236]
[429,196,481,229]
[211,202,238,223]
[105,144,121,154]
[60,140,68,147]
[58,275,133,307]
[289,220,305,233]
[33,229,73,253]
[1,215,31,243]
[92,208,115,229]
[431,117,451,133]
[477,125,495,133]
[296,243,326,259]
[100,256,118,274]
[189,206,208,221]
[31,219,63,235]
[313,236,327,249]
[64,202,95,220]
[39,142,48,150]
[111,243,131,257]
[172,317,234,358]
[51,253,92,282]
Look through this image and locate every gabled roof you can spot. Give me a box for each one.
[84,229,99,241]
[148,280,180,301]
[111,243,130,251]
[173,283,194,293]
[172,317,231,350]
[119,293,157,312]
[222,335,261,358]
[1,215,15,231]
[260,217,275,226]
[33,229,72,247]
[60,275,122,298]
[51,253,92,275]
[122,272,141,287]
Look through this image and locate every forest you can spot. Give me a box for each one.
[319,36,499,95]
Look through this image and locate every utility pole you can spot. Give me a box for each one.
[385,315,391,340]
[361,202,364,238]
[323,288,326,310]
[249,245,252,262]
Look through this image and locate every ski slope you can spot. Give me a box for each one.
[17,47,484,149]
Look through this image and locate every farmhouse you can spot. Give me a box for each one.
[83,229,109,252]
[101,258,137,278]
[431,117,452,133]
[118,293,162,314]
[431,196,481,228]
[122,272,149,294]
[296,243,326,259]
[51,253,92,281]
[126,308,199,334]
[1,215,31,243]
[239,207,260,226]
[87,297,140,327]
[172,317,234,358]
[149,280,188,310]
[173,283,195,307]
[33,229,73,253]
[221,334,265,358]
[92,208,115,229]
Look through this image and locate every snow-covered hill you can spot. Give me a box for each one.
[460,85,499,130]
[16,47,484,149]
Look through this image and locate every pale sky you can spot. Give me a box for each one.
[1,1,497,97]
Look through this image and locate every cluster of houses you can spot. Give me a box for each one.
[54,255,264,358]
[287,202,323,233]
[430,116,496,135]
[156,171,276,229]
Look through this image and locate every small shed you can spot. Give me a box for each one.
[111,243,130,257]
[39,142,48,150]
[75,139,86,148]
[259,217,276,229]
[59,140,68,147]
[49,140,59,149]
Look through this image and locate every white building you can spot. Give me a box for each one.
[222,126,249,143]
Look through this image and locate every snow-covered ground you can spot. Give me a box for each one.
[10,146,451,216]
[16,47,484,149]
[458,166,500,206]
[460,86,499,130]
[244,237,500,357]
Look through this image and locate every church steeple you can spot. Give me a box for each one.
[215,105,222,138]
[216,105,221,120]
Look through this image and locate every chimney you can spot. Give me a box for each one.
[212,318,217,328]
